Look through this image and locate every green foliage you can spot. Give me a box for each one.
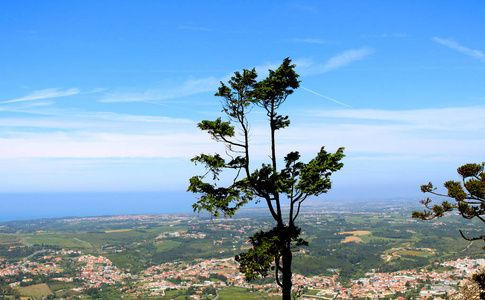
[236,225,307,280]
[413,162,485,242]
[188,58,344,299]
[202,286,216,295]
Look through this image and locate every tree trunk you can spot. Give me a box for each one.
[282,247,293,300]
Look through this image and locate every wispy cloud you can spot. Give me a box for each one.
[178,26,210,31]
[363,33,408,38]
[0,105,194,125]
[433,37,485,62]
[322,47,373,72]
[1,88,80,104]
[296,47,374,76]
[86,87,108,94]
[290,38,335,44]
[100,77,220,103]
[87,112,193,124]
[286,2,318,14]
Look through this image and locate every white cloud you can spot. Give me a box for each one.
[3,95,482,164]
[0,105,483,195]
[277,106,485,161]
[433,37,485,62]
[283,123,483,158]
[313,106,485,131]
[0,131,216,159]
[1,88,80,103]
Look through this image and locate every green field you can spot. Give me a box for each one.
[217,286,281,300]
[48,281,81,292]
[146,225,188,234]
[25,233,93,249]
[17,225,188,251]
[155,239,181,251]
[13,283,53,298]
[0,233,22,245]
[141,287,279,300]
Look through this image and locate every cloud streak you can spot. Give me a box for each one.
[300,87,352,108]
[1,88,80,104]
[433,37,485,62]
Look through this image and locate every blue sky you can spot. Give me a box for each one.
[1,1,484,208]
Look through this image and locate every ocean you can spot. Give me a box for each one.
[0,191,197,222]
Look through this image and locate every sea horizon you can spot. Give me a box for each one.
[0,192,419,223]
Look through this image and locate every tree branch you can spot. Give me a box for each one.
[459,230,485,241]
[292,196,308,223]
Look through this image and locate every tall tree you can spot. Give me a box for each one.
[188,58,345,300]
[413,162,485,299]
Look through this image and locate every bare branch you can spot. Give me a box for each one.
[459,230,485,242]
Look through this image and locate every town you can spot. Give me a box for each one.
[1,247,483,299]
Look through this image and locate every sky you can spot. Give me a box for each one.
[1,1,485,219]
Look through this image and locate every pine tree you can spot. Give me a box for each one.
[188,58,345,300]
